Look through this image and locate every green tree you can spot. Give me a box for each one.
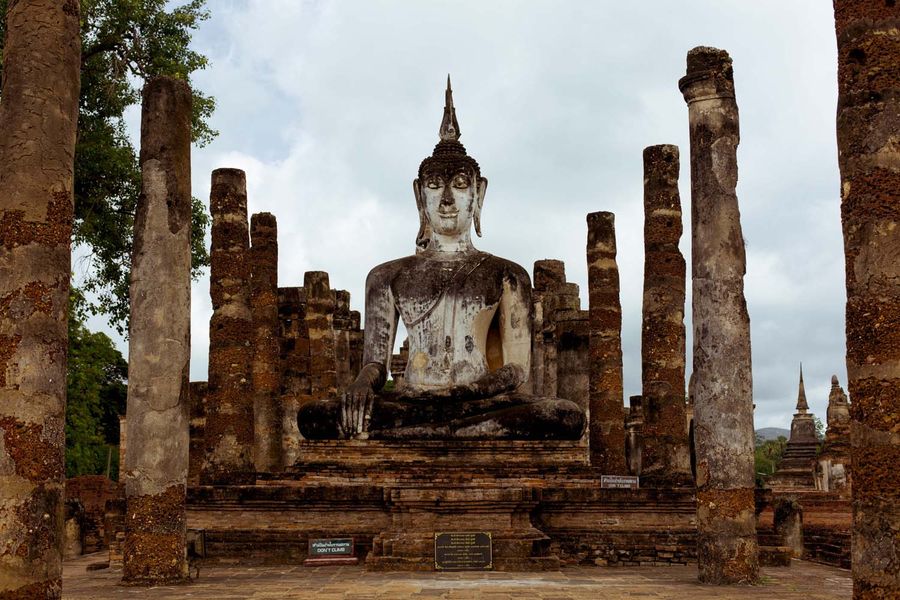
[754,435,788,487]
[66,288,128,479]
[0,0,215,333]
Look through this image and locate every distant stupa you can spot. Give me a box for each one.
[768,365,820,490]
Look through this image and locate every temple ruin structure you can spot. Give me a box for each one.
[768,367,820,491]
[816,375,851,494]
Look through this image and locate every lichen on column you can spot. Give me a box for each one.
[679,46,758,584]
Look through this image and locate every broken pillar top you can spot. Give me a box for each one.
[643,144,679,169]
[679,46,735,101]
[586,211,617,251]
[533,259,566,292]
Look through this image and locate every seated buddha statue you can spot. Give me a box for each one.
[298,78,586,440]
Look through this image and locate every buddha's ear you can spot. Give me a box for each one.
[413,179,429,251]
[474,176,488,238]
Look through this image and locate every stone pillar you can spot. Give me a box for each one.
[349,310,364,379]
[555,309,590,412]
[586,212,627,473]
[333,290,354,390]
[0,2,80,597]
[626,395,644,477]
[304,271,337,402]
[122,76,192,584]
[201,169,255,485]
[640,144,691,486]
[834,3,900,596]
[532,259,567,397]
[118,415,128,472]
[773,498,804,559]
[187,382,208,485]
[679,46,758,584]
[278,286,308,466]
[249,212,282,473]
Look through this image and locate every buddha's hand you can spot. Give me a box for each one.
[340,380,375,439]
[339,363,385,439]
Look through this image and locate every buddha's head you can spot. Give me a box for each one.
[414,77,488,251]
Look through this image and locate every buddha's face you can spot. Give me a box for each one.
[417,167,485,237]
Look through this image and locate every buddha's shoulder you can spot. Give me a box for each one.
[365,255,418,284]
[476,252,532,286]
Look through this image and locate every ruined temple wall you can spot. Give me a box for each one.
[531,260,588,406]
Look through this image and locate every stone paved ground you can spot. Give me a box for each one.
[63,554,851,599]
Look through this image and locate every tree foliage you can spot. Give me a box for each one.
[754,435,788,487]
[66,288,127,479]
[0,0,215,333]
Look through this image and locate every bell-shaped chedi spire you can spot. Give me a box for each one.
[439,75,461,142]
[796,363,809,413]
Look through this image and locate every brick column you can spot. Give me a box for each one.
[123,76,192,584]
[586,211,626,473]
[304,271,337,402]
[833,2,900,597]
[640,144,691,487]
[0,2,80,597]
[333,290,354,390]
[249,212,282,473]
[679,46,758,584]
[201,169,255,485]
[278,286,308,466]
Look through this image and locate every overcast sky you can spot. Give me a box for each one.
[80,0,846,431]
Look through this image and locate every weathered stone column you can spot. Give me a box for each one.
[278,286,308,465]
[555,309,590,412]
[349,310,364,378]
[249,212,282,473]
[532,259,567,397]
[304,271,337,403]
[679,46,758,584]
[640,144,691,486]
[834,3,900,597]
[586,212,626,473]
[333,290,354,390]
[201,169,255,485]
[0,2,80,597]
[122,76,192,585]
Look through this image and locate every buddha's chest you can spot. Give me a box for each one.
[392,261,504,386]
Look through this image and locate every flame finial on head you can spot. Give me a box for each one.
[439,75,460,142]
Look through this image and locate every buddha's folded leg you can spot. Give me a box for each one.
[297,395,442,440]
[447,396,585,440]
[373,395,586,440]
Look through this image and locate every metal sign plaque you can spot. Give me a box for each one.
[600,475,640,489]
[308,538,354,557]
[434,532,492,571]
